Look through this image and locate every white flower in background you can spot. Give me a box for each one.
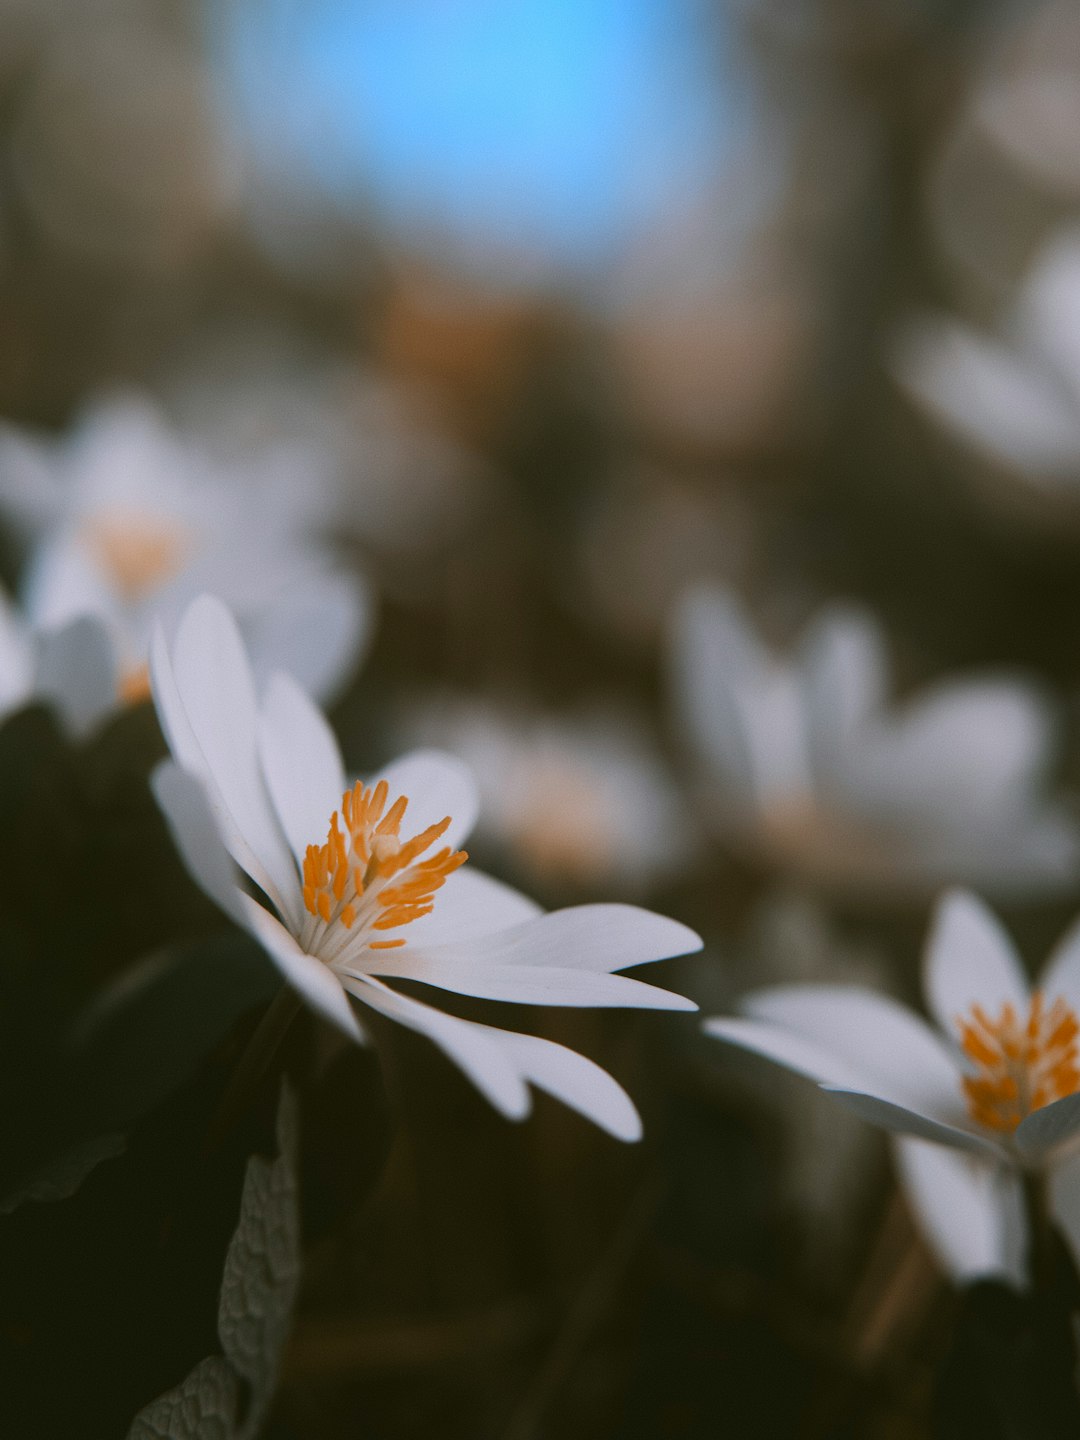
[892,231,1080,492]
[672,585,1078,899]
[0,393,371,708]
[150,596,702,1140]
[403,696,694,897]
[0,588,116,736]
[705,891,1080,1281]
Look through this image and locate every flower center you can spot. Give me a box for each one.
[84,510,189,601]
[118,662,151,706]
[514,770,613,885]
[955,993,1080,1134]
[301,779,467,958]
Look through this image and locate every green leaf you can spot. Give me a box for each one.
[126,1086,302,1440]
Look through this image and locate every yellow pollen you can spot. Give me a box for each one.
[302,781,467,944]
[955,992,1080,1134]
[84,510,189,602]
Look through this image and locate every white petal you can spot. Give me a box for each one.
[151,761,248,928]
[258,670,346,866]
[398,867,542,948]
[36,616,117,737]
[889,683,1053,820]
[0,425,65,534]
[671,585,764,805]
[1037,913,1080,1012]
[799,605,885,773]
[893,1137,1023,1284]
[0,601,32,719]
[352,954,696,1010]
[392,904,701,974]
[492,1029,642,1141]
[153,597,299,923]
[21,531,121,634]
[245,568,373,704]
[703,1014,870,1089]
[923,890,1029,1037]
[1049,1148,1080,1274]
[823,1089,1002,1156]
[1017,233,1080,403]
[891,314,1080,476]
[1015,1091,1080,1163]
[238,895,364,1042]
[744,986,962,1118]
[343,975,530,1118]
[370,749,478,851]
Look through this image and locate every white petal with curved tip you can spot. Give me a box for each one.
[245,568,372,705]
[370,749,479,852]
[703,1015,869,1090]
[344,975,530,1119]
[893,1138,1023,1285]
[164,597,300,923]
[350,954,696,1010]
[822,1089,1001,1156]
[36,615,117,737]
[258,670,346,866]
[1015,1091,1080,1163]
[391,904,701,974]
[744,986,960,1117]
[151,618,286,920]
[151,761,247,928]
[1037,915,1080,1013]
[397,868,542,948]
[493,1029,642,1141]
[923,891,1030,1038]
[238,894,363,1042]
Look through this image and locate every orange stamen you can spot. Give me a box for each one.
[956,991,1080,1134]
[301,782,466,945]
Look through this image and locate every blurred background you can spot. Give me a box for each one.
[6,0,1080,1435]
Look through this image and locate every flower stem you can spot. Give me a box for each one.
[204,984,301,1155]
[1022,1168,1054,1293]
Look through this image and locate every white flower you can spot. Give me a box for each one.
[891,230,1080,491]
[402,696,694,896]
[150,595,702,1140]
[0,393,372,707]
[0,586,115,737]
[672,585,1078,898]
[706,891,1080,1278]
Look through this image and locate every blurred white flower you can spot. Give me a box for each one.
[150,596,701,1140]
[672,585,1078,899]
[892,231,1080,493]
[403,696,694,897]
[706,891,1080,1280]
[0,393,371,707]
[0,590,114,736]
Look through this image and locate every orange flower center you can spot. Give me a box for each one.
[955,993,1080,1134]
[118,662,152,706]
[84,510,189,601]
[302,779,467,950]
